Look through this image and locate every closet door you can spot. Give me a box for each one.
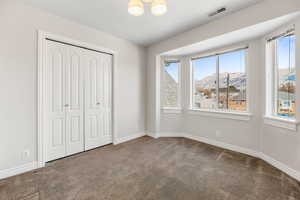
[84,50,112,150]
[65,46,84,155]
[45,40,68,161]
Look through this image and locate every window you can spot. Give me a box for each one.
[162,60,180,108]
[192,48,247,112]
[267,31,296,119]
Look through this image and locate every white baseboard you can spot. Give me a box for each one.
[114,132,146,145]
[185,134,259,158]
[155,132,300,182]
[146,132,158,139]
[259,153,300,182]
[1,133,146,179]
[0,161,38,180]
[2,133,300,183]
[158,132,184,138]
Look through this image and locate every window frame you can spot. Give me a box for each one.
[266,30,296,120]
[264,26,299,131]
[161,58,182,112]
[189,46,250,115]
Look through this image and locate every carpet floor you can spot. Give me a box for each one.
[0,136,300,200]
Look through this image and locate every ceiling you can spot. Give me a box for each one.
[163,12,300,57]
[20,0,264,46]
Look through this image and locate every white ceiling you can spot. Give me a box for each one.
[162,12,300,57]
[20,0,264,46]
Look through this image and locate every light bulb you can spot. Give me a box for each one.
[128,0,144,16]
[151,0,167,16]
[142,0,153,2]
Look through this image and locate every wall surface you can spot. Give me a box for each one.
[0,0,146,171]
[260,19,300,172]
[147,0,300,177]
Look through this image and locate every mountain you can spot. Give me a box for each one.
[195,72,246,89]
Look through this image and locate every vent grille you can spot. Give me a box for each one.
[209,7,226,17]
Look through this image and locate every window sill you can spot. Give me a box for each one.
[161,108,183,114]
[187,109,252,121]
[263,116,299,131]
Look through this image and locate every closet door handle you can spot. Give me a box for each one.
[96,102,100,105]
[64,104,69,107]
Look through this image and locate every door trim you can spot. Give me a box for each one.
[38,30,117,167]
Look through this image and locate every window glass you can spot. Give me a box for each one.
[275,35,296,118]
[192,56,217,109]
[192,49,247,111]
[219,50,247,111]
[163,61,180,108]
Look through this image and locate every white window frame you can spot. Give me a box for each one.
[161,58,182,113]
[188,46,251,119]
[264,26,299,131]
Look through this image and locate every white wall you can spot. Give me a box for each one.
[147,0,300,176]
[0,1,146,171]
[260,19,300,172]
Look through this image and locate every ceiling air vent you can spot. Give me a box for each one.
[209,7,226,17]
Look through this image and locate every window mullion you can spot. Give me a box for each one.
[274,40,279,116]
[191,61,195,109]
[216,55,220,110]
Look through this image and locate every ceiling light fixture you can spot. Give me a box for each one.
[142,0,153,3]
[128,0,167,16]
[128,0,144,16]
[151,0,167,16]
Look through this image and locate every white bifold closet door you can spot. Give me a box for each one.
[84,49,113,151]
[45,40,112,162]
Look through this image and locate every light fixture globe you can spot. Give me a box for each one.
[128,0,144,16]
[151,0,167,16]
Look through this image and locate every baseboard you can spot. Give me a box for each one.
[2,133,300,183]
[155,132,300,182]
[1,133,146,180]
[114,132,146,145]
[158,132,184,138]
[259,153,300,182]
[184,134,259,158]
[146,132,158,139]
[0,161,38,180]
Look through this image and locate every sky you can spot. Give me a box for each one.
[278,35,295,70]
[164,35,296,82]
[193,50,246,80]
[164,62,180,82]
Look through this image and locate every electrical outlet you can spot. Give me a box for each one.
[22,150,30,160]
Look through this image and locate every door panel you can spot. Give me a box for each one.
[45,41,67,161]
[84,51,112,150]
[88,115,98,138]
[70,116,81,142]
[52,118,64,146]
[65,46,84,156]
